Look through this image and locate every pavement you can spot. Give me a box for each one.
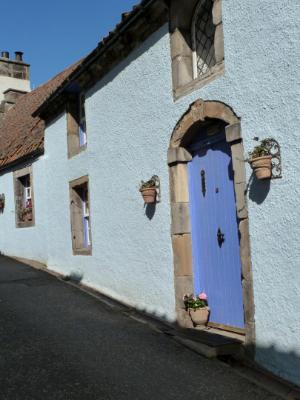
[0,255,285,400]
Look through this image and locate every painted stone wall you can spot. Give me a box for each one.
[0,76,30,101]
[0,0,299,385]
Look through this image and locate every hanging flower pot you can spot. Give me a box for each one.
[139,176,158,204]
[0,194,5,213]
[183,292,210,327]
[140,187,157,204]
[248,138,273,180]
[249,155,272,180]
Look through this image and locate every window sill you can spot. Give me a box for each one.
[68,143,87,159]
[173,62,225,101]
[73,247,92,256]
[16,220,35,228]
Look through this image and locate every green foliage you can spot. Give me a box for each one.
[140,177,156,190]
[183,294,208,310]
[248,138,273,159]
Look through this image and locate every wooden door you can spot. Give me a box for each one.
[188,130,245,329]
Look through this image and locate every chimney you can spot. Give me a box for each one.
[1,51,9,59]
[0,50,31,123]
[15,51,23,62]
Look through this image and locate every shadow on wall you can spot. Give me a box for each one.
[252,344,300,389]
[247,173,271,204]
[145,203,156,220]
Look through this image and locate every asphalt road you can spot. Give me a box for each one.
[0,256,281,400]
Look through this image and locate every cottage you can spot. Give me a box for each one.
[0,0,299,386]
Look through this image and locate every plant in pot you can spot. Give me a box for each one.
[248,138,273,180]
[0,194,5,213]
[183,292,210,327]
[139,176,157,204]
[19,207,33,222]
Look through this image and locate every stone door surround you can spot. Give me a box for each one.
[168,99,255,350]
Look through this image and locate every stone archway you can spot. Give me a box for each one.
[168,99,255,348]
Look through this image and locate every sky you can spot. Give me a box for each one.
[2,0,139,88]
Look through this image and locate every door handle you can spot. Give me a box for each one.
[217,228,225,247]
[201,170,206,197]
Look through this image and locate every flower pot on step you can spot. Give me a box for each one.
[189,307,210,326]
[250,155,272,180]
[140,187,156,204]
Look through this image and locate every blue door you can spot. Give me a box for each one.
[188,128,245,329]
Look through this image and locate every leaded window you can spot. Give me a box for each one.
[192,0,216,79]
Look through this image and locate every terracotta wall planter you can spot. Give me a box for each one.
[140,187,157,204]
[250,155,272,180]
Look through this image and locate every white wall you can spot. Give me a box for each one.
[0,76,30,100]
[0,0,299,385]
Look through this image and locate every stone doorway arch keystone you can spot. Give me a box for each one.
[168,99,255,349]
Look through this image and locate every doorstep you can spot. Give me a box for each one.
[170,326,244,359]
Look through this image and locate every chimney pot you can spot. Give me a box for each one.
[1,51,9,59]
[15,51,23,62]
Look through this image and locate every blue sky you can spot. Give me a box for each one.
[2,0,139,88]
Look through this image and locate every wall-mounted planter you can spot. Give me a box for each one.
[140,187,157,204]
[0,194,5,213]
[249,155,272,180]
[248,138,282,180]
[139,175,160,204]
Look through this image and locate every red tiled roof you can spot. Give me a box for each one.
[0,61,80,169]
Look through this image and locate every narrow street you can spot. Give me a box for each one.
[0,256,281,400]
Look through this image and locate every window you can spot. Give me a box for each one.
[170,0,224,99]
[14,166,35,228]
[79,94,87,147]
[69,176,92,255]
[67,93,87,158]
[192,0,216,79]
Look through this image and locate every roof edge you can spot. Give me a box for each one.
[33,0,168,119]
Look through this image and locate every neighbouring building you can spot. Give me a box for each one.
[0,0,299,387]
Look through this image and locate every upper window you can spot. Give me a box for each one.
[192,0,216,79]
[13,166,35,228]
[170,0,224,99]
[79,94,87,147]
[67,93,87,158]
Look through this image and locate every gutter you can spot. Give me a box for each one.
[33,0,162,118]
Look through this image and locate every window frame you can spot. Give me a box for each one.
[191,0,216,80]
[69,175,92,256]
[170,0,224,100]
[13,165,35,228]
[66,92,87,159]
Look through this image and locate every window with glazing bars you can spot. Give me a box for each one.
[192,0,216,79]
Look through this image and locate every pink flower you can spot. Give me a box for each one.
[199,292,207,301]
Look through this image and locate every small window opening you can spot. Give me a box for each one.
[67,92,87,158]
[79,94,87,147]
[192,0,216,79]
[14,171,34,227]
[70,178,92,255]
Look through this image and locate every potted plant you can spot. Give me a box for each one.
[19,207,33,222]
[248,139,273,180]
[0,194,5,213]
[139,176,157,204]
[183,292,210,327]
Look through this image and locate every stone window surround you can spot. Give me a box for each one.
[69,175,92,256]
[13,165,35,229]
[170,0,224,100]
[66,93,87,159]
[168,99,255,353]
